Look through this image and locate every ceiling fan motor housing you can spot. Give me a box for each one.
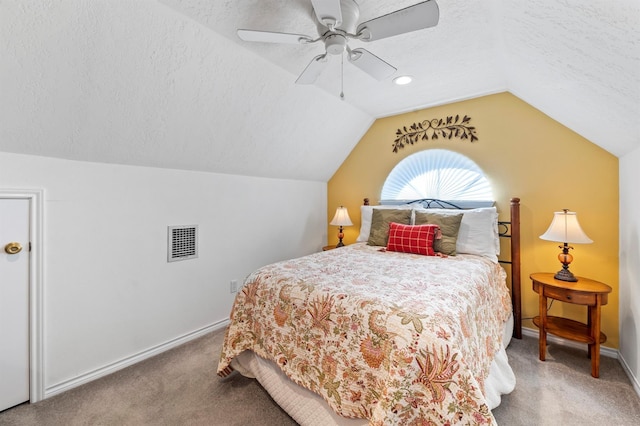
[314,0,360,35]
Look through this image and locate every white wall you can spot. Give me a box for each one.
[0,151,327,397]
[619,144,640,393]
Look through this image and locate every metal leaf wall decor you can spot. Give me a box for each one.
[392,115,478,153]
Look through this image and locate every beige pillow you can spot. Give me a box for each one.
[367,209,412,246]
[356,204,413,242]
[414,211,463,255]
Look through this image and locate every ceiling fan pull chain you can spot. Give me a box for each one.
[340,53,345,100]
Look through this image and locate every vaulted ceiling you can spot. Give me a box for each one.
[1,0,638,182]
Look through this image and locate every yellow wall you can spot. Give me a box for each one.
[328,92,620,348]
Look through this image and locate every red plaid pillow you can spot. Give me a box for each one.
[386,222,439,256]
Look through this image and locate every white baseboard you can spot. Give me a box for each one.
[44,319,230,399]
[521,326,618,359]
[521,327,640,400]
[617,352,640,400]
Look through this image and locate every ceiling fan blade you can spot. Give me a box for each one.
[356,0,439,42]
[295,54,329,84]
[348,48,396,81]
[310,0,343,28]
[237,29,314,44]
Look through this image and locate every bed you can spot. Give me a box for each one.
[217,198,522,425]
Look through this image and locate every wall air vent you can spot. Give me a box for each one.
[167,225,198,262]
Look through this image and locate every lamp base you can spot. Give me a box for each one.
[336,226,345,248]
[554,268,578,282]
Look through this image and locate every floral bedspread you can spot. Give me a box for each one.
[217,243,511,425]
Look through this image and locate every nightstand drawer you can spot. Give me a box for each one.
[543,286,596,305]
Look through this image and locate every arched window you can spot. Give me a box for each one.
[381,149,494,207]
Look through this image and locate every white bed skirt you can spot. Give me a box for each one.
[230,316,516,425]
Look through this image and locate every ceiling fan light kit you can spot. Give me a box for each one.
[237,0,440,91]
[325,34,348,55]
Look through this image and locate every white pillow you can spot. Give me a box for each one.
[412,206,499,262]
[356,204,413,242]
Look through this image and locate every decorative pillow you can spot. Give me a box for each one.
[367,208,412,247]
[386,223,439,256]
[357,204,413,242]
[412,206,499,262]
[414,211,463,255]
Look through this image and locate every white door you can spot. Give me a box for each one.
[0,198,30,411]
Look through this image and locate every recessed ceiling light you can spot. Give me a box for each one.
[393,75,413,85]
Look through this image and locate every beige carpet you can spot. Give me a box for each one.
[1,328,639,425]
[492,336,640,425]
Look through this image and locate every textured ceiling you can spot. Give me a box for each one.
[1,0,372,181]
[1,0,638,183]
[162,0,507,116]
[162,0,640,157]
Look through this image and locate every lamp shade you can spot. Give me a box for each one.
[540,210,593,244]
[330,206,353,227]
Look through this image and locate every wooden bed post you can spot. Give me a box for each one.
[510,198,522,339]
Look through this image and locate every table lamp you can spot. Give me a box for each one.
[539,209,593,282]
[330,206,353,247]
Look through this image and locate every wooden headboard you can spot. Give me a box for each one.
[362,197,522,339]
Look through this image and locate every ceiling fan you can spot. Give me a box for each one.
[237,0,439,88]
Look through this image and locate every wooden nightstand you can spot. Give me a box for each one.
[530,272,612,378]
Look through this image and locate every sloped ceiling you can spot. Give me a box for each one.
[1,0,638,182]
[0,0,371,182]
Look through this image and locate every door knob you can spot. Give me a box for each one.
[4,242,22,254]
